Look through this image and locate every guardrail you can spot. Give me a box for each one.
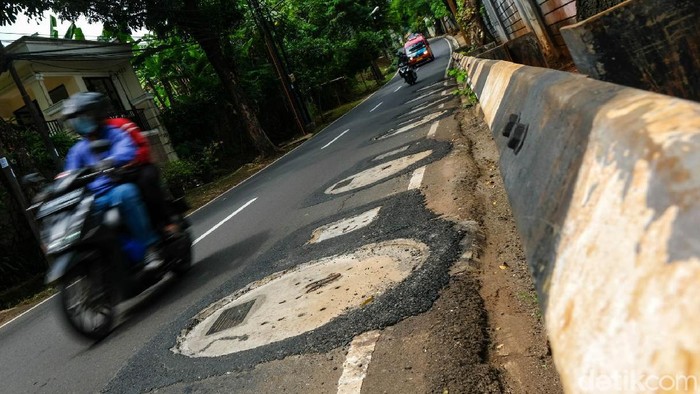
[452,52,700,392]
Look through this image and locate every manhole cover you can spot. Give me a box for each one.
[206,299,256,336]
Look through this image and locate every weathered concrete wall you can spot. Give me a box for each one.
[561,0,700,102]
[453,52,700,392]
[505,33,548,67]
[576,0,625,20]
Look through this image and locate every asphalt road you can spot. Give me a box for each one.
[0,37,461,393]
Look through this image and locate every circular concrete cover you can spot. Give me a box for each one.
[325,150,433,194]
[173,239,430,357]
[307,207,381,244]
[377,111,447,140]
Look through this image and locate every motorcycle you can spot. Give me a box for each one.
[26,146,192,340]
[398,62,417,85]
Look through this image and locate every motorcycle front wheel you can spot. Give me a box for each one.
[59,263,115,340]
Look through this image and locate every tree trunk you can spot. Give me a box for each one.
[179,0,278,157]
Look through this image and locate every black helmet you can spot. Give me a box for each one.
[61,92,109,136]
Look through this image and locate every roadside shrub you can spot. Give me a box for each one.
[161,159,200,196]
[448,68,478,106]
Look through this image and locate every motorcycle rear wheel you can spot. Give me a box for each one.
[59,264,115,340]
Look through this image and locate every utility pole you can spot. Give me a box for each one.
[0,41,62,171]
[248,0,313,136]
[0,149,44,264]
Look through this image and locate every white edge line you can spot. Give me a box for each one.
[408,166,426,190]
[369,102,383,113]
[321,129,350,150]
[0,293,56,331]
[337,330,381,394]
[443,37,454,79]
[428,121,440,138]
[193,197,257,245]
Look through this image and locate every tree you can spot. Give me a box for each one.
[1,0,279,157]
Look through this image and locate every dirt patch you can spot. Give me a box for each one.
[419,104,562,393]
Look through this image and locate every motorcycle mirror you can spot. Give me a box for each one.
[22,172,46,185]
[89,139,112,154]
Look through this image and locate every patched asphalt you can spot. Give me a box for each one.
[105,188,474,393]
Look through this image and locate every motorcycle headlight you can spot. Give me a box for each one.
[43,196,93,254]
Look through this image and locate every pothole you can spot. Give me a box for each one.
[173,239,430,357]
[373,146,410,161]
[375,111,447,140]
[307,207,381,244]
[325,151,432,194]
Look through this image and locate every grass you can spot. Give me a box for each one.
[516,290,543,320]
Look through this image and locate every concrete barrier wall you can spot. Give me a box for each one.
[452,53,700,392]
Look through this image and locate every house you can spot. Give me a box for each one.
[0,36,177,163]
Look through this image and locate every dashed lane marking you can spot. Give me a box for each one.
[337,330,381,394]
[428,121,439,138]
[321,129,350,150]
[408,166,426,190]
[394,86,402,93]
[369,102,383,113]
[193,198,258,245]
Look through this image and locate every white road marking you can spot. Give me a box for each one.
[394,85,402,92]
[379,111,447,140]
[405,89,445,104]
[193,197,258,245]
[428,121,440,138]
[406,96,451,116]
[0,294,56,331]
[369,102,383,113]
[321,129,350,150]
[408,166,426,190]
[439,104,445,109]
[337,330,381,394]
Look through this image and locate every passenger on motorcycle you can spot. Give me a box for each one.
[62,92,164,270]
[105,116,178,235]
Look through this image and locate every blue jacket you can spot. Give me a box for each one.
[64,125,136,195]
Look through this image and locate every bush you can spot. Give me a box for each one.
[161,159,200,195]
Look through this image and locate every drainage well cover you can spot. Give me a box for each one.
[173,239,430,357]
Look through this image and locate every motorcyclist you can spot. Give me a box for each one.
[62,92,163,270]
[397,49,409,67]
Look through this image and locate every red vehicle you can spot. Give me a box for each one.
[404,34,435,66]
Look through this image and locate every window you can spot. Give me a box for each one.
[13,100,43,126]
[83,77,124,112]
[48,85,69,104]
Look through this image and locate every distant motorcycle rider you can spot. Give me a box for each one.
[62,92,163,270]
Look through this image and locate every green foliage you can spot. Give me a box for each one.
[388,0,448,35]
[448,68,478,106]
[161,159,200,193]
[161,141,223,193]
